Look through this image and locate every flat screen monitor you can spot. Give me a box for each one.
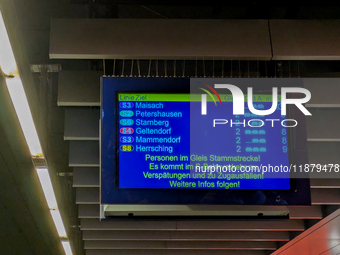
[101,77,310,205]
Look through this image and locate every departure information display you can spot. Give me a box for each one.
[118,93,290,190]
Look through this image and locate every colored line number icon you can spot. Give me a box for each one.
[120,110,134,117]
[119,102,134,109]
[120,136,134,143]
[120,145,134,152]
[120,127,134,134]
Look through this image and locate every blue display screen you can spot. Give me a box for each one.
[118,93,290,190]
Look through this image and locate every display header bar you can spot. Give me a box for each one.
[118,94,281,102]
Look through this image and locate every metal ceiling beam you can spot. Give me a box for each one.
[73,168,100,187]
[70,0,340,6]
[84,240,277,249]
[79,204,100,218]
[69,141,99,167]
[80,218,305,231]
[57,71,102,107]
[65,109,100,140]
[85,249,268,255]
[270,20,340,60]
[78,204,322,219]
[310,179,340,188]
[50,19,271,60]
[308,142,340,165]
[51,19,340,60]
[76,187,100,204]
[287,206,322,219]
[82,230,290,241]
[311,189,340,205]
